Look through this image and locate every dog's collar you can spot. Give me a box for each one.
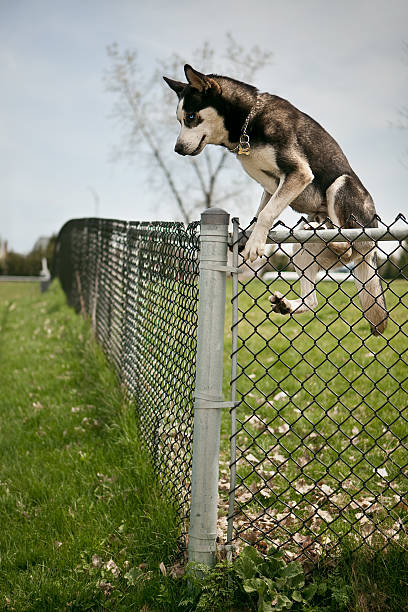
[230,95,262,156]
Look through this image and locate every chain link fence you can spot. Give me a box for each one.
[226,215,408,566]
[53,217,200,538]
[53,212,408,567]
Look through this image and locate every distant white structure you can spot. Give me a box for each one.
[40,257,51,292]
[40,257,50,278]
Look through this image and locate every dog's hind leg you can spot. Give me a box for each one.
[352,246,388,335]
[327,174,388,335]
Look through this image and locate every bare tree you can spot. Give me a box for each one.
[104,35,273,223]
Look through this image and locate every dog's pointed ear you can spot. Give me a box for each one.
[184,64,221,94]
[163,76,186,98]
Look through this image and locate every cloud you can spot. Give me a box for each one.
[0,0,407,251]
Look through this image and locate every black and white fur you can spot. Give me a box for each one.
[164,65,388,335]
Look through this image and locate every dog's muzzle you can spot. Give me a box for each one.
[174,142,186,155]
[175,135,206,157]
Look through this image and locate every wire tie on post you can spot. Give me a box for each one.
[194,392,239,410]
[199,262,238,274]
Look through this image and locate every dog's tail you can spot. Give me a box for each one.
[352,246,388,335]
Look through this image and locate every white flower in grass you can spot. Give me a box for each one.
[104,558,120,577]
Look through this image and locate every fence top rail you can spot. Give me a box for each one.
[231,223,408,247]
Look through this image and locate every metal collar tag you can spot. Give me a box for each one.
[237,134,250,155]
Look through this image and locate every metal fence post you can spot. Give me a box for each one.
[188,207,230,566]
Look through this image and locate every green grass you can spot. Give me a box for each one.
[1,278,407,611]
[314,542,408,612]
[220,278,408,556]
[0,282,180,610]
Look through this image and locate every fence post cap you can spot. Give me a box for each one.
[201,208,230,226]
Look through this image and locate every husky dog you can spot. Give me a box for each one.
[164,65,388,335]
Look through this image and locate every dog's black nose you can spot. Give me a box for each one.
[174,142,186,155]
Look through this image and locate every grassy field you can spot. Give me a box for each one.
[1,280,407,611]
[0,282,180,610]
[219,277,408,557]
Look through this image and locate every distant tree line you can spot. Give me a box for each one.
[0,236,56,276]
[1,233,405,279]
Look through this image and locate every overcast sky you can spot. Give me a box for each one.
[1,0,407,252]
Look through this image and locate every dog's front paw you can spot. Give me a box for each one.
[269,291,292,315]
[241,230,267,262]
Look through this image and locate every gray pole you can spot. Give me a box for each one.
[188,208,229,566]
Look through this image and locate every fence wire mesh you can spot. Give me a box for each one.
[54,212,408,566]
[227,215,408,566]
[54,217,200,537]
